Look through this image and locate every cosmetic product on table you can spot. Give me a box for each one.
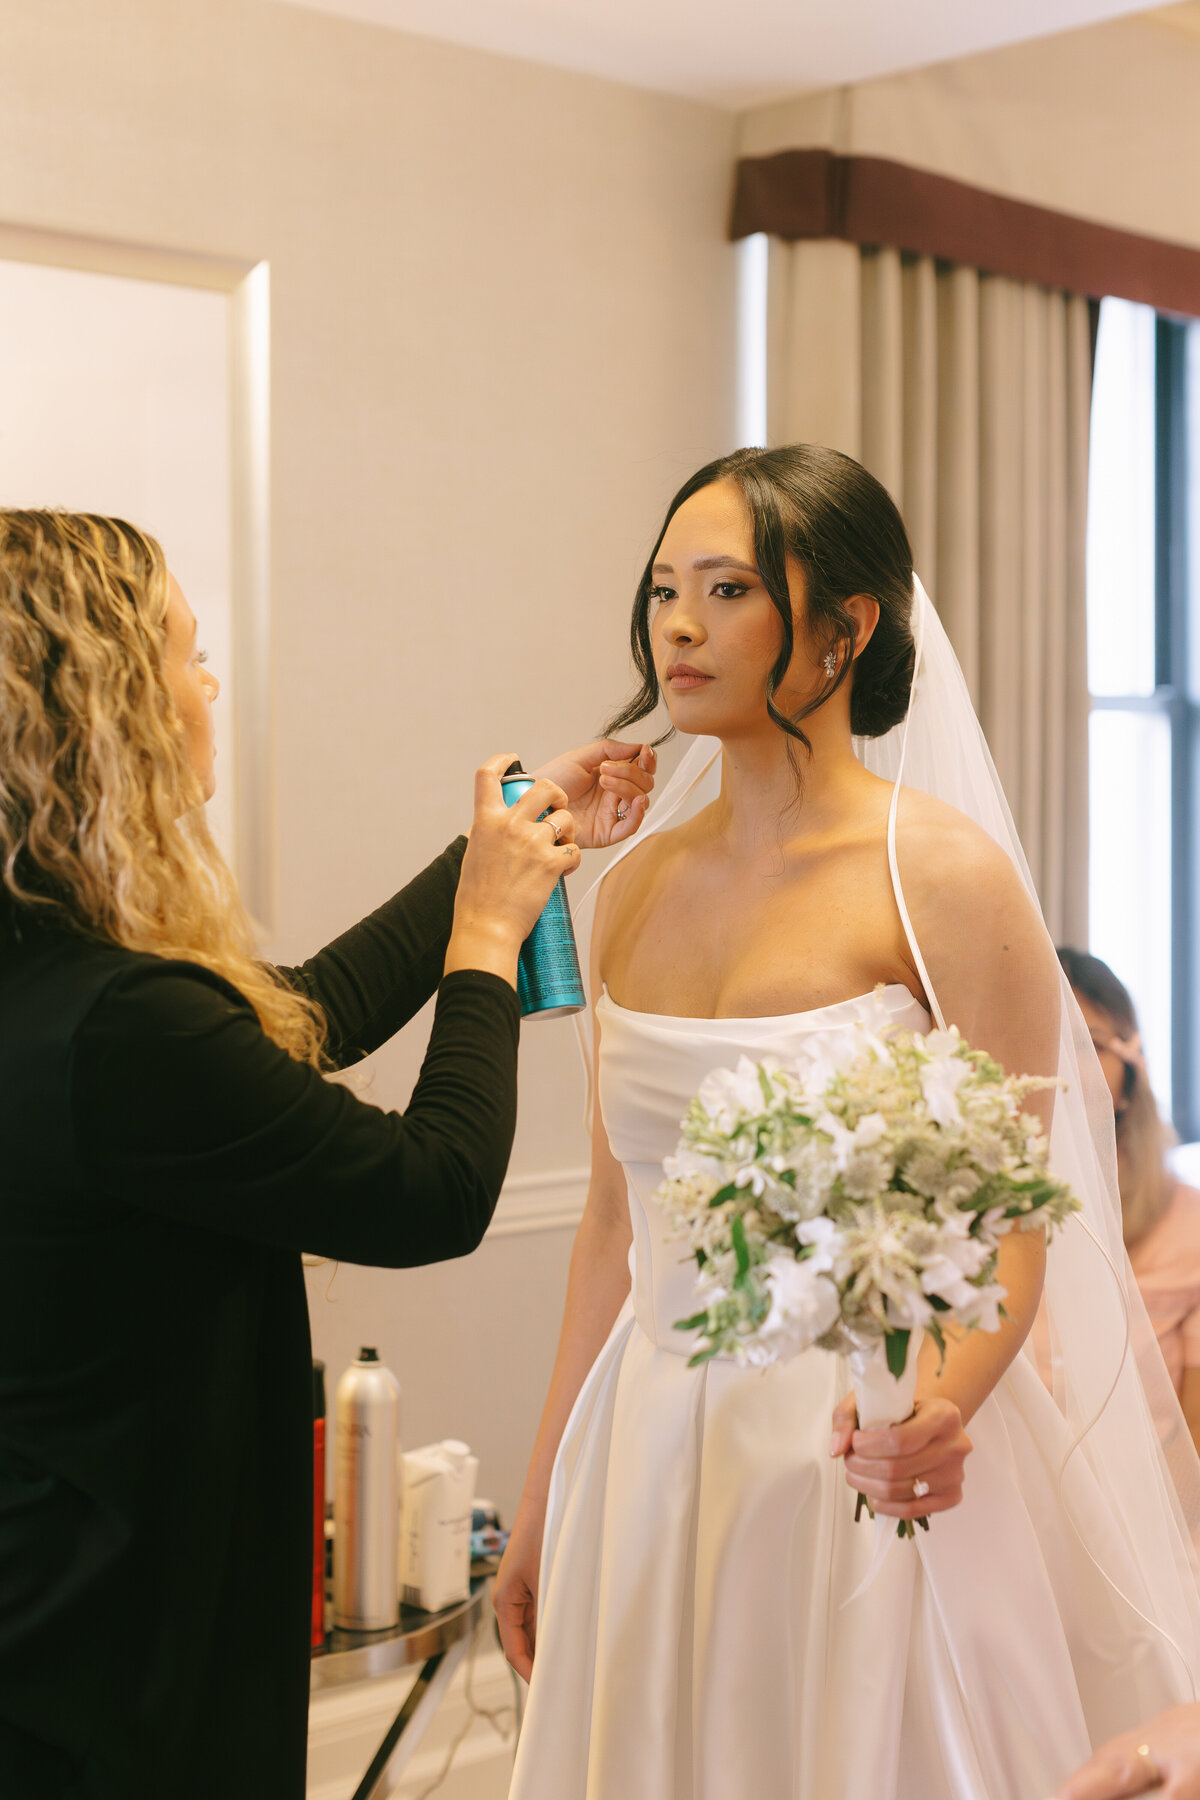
[399,1439,479,1613]
[332,1347,402,1632]
[499,760,585,1019]
[470,1498,509,1562]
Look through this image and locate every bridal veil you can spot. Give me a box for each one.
[573,574,1200,1697]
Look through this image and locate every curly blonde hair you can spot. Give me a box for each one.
[0,510,325,1066]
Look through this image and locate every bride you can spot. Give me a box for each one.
[495,445,1200,1798]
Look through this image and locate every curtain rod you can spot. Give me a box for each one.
[731,149,1200,318]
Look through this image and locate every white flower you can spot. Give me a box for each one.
[795,1214,842,1275]
[930,1208,993,1275]
[775,1141,838,1218]
[884,1283,935,1332]
[919,1256,986,1311]
[853,1112,889,1148]
[697,1057,768,1135]
[794,1050,838,1107]
[816,1109,888,1170]
[955,1281,1007,1333]
[760,1252,841,1352]
[662,1146,724,1185]
[920,1054,972,1127]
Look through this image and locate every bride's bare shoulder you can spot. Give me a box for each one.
[893,786,1036,924]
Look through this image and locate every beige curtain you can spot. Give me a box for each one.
[765,239,1092,944]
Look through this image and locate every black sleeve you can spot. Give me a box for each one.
[274,837,467,1070]
[69,959,519,1268]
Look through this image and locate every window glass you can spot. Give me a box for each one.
[1087,299,1157,698]
[1088,707,1172,1096]
[1189,320,1200,701]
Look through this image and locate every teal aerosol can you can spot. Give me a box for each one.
[500,761,586,1020]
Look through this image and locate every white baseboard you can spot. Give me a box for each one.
[307,1639,520,1800]
[486,1167,588,1238]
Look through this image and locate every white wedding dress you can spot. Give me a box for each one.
[508,986,1189,1800]
[508,581,1200,1798]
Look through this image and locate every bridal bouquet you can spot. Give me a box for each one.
[654,992,1080,1534]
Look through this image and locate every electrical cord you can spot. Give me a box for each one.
[409,1610,521,1799]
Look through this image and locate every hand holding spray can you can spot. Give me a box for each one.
[500,761,585,1020]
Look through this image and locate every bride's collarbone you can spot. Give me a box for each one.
[601,858,913,1020]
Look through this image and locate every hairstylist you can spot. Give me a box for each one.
[0,511,655,1800]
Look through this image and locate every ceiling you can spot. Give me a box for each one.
[267,0,1180,108]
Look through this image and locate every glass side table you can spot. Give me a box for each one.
[311,1573,493,1800]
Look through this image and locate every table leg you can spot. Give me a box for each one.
[348,1633,471,1800]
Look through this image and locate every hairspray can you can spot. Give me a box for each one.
[312,1359,326,1648]
[499,761,586,1020]
[332,1347,401,1632]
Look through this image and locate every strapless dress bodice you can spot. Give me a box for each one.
[596,983,930,1356]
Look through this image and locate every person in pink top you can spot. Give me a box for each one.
[1059,947,1200,1455]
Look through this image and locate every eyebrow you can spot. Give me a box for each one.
[652,556,759,575]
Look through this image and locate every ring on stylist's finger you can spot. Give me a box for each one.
[616,802,628,820]
[912,1478,930,1499]
[548,819,564,845]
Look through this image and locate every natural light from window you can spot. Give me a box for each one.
[1086,297,1172,1097]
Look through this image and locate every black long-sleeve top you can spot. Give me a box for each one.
[0,838,518,1799]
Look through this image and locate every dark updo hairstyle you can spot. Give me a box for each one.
[605,444,916,751]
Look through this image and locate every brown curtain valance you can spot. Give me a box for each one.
[731,149,1200,318]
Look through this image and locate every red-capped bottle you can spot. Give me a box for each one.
[312,1359,326,1648]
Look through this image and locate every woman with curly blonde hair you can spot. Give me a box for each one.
[0,510,655,1800]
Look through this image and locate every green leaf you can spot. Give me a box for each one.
[675,1311,710,1332]
[731,1213,751,1280]
[687,1343,723,1367]
[926,1319,947,1371]
[757,1063,775,1107]
[885,1329,911,1381]
[708,1183,740,1208]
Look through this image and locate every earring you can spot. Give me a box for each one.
[823,651,837,678]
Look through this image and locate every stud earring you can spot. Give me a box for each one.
[823,651,837,678]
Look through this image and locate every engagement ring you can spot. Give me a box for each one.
[1135,1744,1160,1781]
[616,802,628,820]
[912,1478,931,1499]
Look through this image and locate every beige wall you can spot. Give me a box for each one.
[16,0,1194,1532]
[0,0,736,1515]
[740,9,1200,249]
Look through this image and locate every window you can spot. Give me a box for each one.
[1087,298,1199,1134]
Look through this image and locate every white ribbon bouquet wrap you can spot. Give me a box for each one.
[654,991,1080,1536]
